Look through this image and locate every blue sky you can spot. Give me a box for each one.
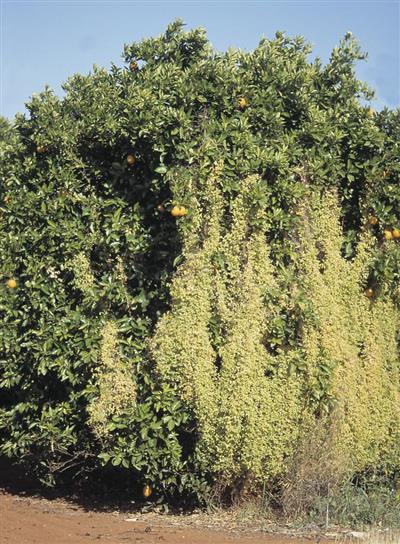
[1,1,399,119]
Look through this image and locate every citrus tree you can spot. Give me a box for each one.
[0,20,399,505]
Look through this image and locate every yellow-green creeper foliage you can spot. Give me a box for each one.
[115,256,128,285]
[212,176,302,481]
[149,164,223,459]
[88,321,137,437]
[71,252,96,296]
[151,166,304,485]
[298,190,400,472]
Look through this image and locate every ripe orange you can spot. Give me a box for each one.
[171,206,181,217]
[127,154,135,165]
[171,205,188,217]
[392,228,400,239]
[368,216,378,226]
[238,97,248,109]
[129,61,138,71]
[143,485,152,498]
[6,278,17,289]
[365,288,374,298]
[383,229,393,241]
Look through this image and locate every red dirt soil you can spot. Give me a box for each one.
[0,490,330,544]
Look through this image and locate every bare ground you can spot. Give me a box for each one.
[0,488,342,544]
[0,460,346,544]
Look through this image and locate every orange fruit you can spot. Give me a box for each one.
[238,97,248,109]
[6,278,17,289]
[171,206,179,217]
[383,229,393,241]
[171,205,187,217]
[392,228,400,239]
[143,485,152,498]
[365,288,374,298]
[127,154,135,166]
[129,61,138,71]
[368,216,378,226]
[36,145,47,154]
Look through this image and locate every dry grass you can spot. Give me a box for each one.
[281,418,350,517]
[337,530,400,543]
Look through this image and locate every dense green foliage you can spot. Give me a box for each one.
[0,21,399,506]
